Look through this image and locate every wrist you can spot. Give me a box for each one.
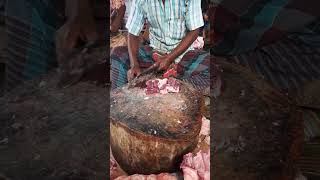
[130,62,140,68]
[166,53,176,64]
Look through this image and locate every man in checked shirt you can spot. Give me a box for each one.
[110,0,211,91]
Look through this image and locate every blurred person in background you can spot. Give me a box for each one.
[110,0,126,34]
[3,0,107,92]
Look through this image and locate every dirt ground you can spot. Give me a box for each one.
[0,71,108,180]
[212,60,304,180]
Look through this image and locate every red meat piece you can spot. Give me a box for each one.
[144,78,180,95]
[153,80,159,88]
[163,64,178,78]
[157,173,178,180]
[182,167,199,180]
[152,52,161,62]
[163,68,177,78]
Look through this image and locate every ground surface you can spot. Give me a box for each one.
[0,71,108,180]
[212,60,304,180]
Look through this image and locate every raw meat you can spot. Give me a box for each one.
[156,173,178,180]
[152,52,178,78]
[200,117,210,136]
[152,52,162,62]
[204,136,210,145]
[163,66,178,78]
[111,159,125,179]
[145,78,180,95]
[181,167,199,180]
[192,37,204,50]
[115,173,177,180]
[180,150,210,180]
[157,79,168,90]
[111,148,126,179]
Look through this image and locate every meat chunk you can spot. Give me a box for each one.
[200,117,210,136]
[163,68,177,78]
[144,78,180,95]
[110,147,127,179]
[181,167,199,180]
[115,173,177,180]
[180,150,210,180]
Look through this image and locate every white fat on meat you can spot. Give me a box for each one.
[157,78,168,89]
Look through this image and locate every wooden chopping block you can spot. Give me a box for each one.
[110,78,204,175]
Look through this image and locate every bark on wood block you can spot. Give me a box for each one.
[212,59,304,180]
[110,78,204,175]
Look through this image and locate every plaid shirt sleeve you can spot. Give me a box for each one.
[125,0,145,36]
[185,0,204,31]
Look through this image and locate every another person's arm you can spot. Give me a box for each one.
[125,0,145,80]
[56,0,98,63]
[110,5,126,33]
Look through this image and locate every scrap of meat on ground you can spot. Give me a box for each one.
[200,117,210,136]
[145,78,180,95]
[110,147,127,179]
[115,173,178,180]
[180,150,210,180]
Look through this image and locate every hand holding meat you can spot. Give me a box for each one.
[154,55,172,72]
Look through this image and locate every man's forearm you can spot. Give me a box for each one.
[128,33,140,68]
[65,0,92,20]
[166,29,199,63]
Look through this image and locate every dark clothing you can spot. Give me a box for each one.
[4,0,107,92]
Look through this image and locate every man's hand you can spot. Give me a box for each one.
[127,66,142,81]
[154,55,172,72]
[162,29,199,65]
